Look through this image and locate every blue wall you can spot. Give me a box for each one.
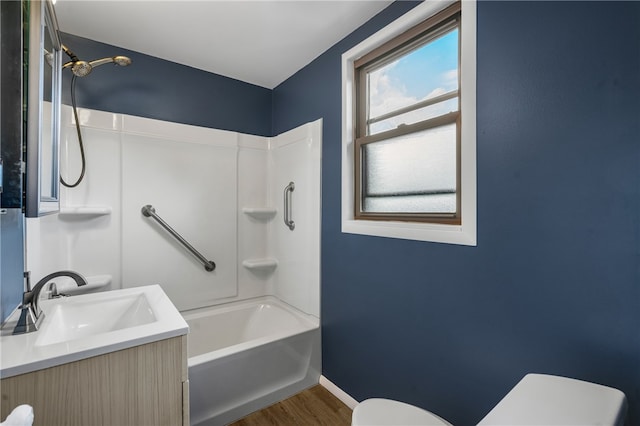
[5,1,638,422]
[0,0,25,323]
[0,211,24,324]
[59,33,272,137]
[273,1,640,425]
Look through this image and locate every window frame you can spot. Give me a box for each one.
[354,3,462,224]
[341,0,476,246]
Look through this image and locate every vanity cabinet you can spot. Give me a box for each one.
[0,336,189,426]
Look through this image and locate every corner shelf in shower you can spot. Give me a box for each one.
[242,258,278,271]
[58,206,112,217]
[242,207,277,220]
[48,274,112,296]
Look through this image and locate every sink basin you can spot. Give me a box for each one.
[35,292,156,346]
[1,284,188,379]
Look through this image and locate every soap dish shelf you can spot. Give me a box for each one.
[242,207,277,220]
[59,206,112,217]
[242,258,278,271]
[47,274,112,296]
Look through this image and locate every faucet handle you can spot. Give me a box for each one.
[48,282,66,299]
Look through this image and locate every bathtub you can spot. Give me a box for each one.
[183,296,321,426]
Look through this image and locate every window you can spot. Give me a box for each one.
[342,0,476,245]
[355,3,461,224]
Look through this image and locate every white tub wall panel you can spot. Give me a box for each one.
[60,126,121,287]
[269,119,322,318]
[60,108,122,288]
[121,131,238,311]
[25,106,122,289]
[121,113,237,147]
[306,120,322,317]
[238,134,269,204]
[237,135,275,299]
[65,103,123,132]
[60,109,122,208]
[25,215,68,283]
[26,109,322,316]
[26,101,67,278]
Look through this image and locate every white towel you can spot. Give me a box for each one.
[1,404,34,426]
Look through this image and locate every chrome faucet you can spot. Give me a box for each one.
[13,271,88,334]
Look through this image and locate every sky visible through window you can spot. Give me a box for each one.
[368,28,459,132]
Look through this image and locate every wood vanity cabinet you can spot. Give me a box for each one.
[0,336,189,426]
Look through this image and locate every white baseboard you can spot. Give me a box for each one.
[320,375,359,410]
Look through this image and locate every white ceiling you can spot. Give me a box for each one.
[53,0,393,89]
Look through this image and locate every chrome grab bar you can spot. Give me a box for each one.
[141,204,216,272]
[283,182,295,231]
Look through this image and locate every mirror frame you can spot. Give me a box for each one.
[25,0,62,217]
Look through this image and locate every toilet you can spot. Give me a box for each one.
[353,398,454,426]
[352,374,627,426]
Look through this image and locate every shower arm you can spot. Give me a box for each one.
[63,56,129,70]
[87,57,115,67]
[141,204,216,272]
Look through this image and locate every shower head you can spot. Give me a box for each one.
[113,56,132,67]
[63,60,92,77]
[88,55,132,69]
[62,53,132,77]
[71,61,93,77]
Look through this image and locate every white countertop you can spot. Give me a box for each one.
[1,285,188,379]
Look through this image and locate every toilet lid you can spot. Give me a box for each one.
[352,398,453,426]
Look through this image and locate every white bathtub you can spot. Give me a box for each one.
[183,296,321,426]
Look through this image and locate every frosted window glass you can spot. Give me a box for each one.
[364,193,456,213]
[363,123,456,213]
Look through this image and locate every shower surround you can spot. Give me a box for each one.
[27,105,320,311]
[25,105,322,423]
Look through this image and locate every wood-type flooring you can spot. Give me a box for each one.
[230,385,353,426]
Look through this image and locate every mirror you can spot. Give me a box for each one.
[25,0,62,217]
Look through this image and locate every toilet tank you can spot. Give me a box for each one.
[477,373,627,426]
